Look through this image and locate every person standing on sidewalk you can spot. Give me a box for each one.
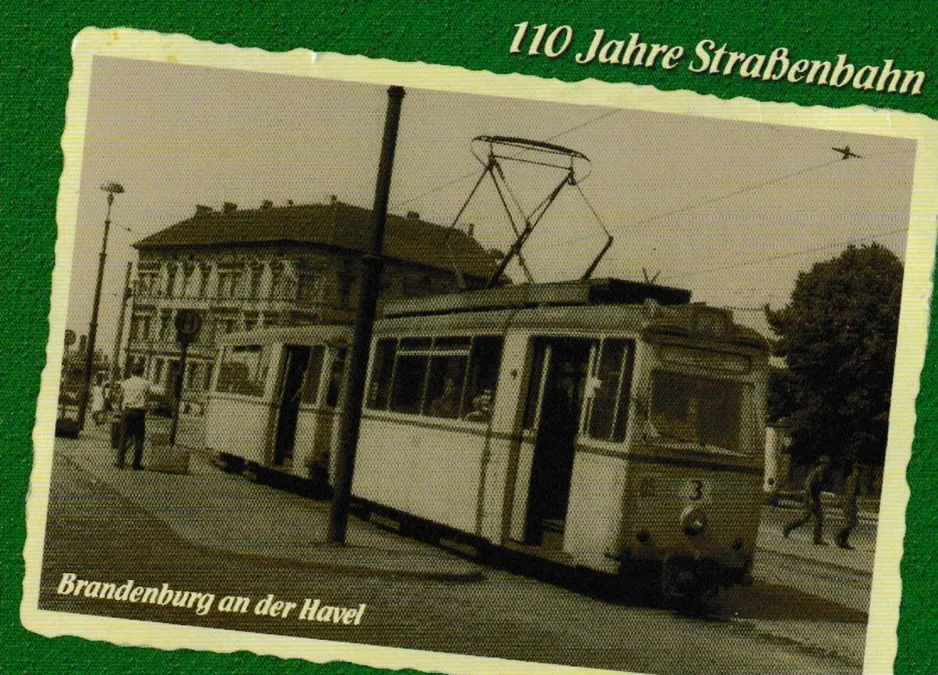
[782,455,831,545]
[115,363,162,470]
[837,463,860,549]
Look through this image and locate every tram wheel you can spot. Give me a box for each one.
[660,556,721,608]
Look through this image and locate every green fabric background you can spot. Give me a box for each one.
[1,1,935,673]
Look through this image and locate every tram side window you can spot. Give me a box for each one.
[216,345,268,397]
[325,348,347,408]
[587,339,635,442]
[423,338,470,419]
[367,339,396,409]
[462,336,502,422]
[389,352,429,414]
[371,335,503,421]
[300,346,325,405]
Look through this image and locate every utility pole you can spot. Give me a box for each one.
[77,181,124,431]
[328,85,406,544]
[169,309,203,446]
[110,262,133,388]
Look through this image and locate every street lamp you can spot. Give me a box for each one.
[77,181,124,431]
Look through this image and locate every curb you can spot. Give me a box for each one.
[768,502,878,524]
[756,545,873,576]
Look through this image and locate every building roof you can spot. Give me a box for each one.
[134,200,500,282]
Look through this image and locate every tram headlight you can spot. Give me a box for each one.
[681,506,708,537]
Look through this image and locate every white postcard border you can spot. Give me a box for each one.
[22,26,938,675]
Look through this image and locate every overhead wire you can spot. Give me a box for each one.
[661,227,909,283]
[525,155,846,257]
[389,108,621,211]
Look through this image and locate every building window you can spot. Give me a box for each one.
[270,264,284,299]
[182,264,195,297]
[158,311,172,341]
[249,265,263,299]
[165,265,177,298]
[198,320,214,345]
[216,272,229,298]
[217,270,242,299]
[136,272,158,297]
[198,265,212,297]
[298,269,321,305]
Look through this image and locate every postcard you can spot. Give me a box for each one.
[21,27,938,675]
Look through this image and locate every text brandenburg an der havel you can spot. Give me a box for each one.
[56,573,366,624]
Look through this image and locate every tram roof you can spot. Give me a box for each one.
[217,323,352,347]
[374,301,766,351]
[382,278,692,318]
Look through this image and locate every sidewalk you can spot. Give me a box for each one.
[772,495,879,524]
[756,507,875,576]
[56,426,484,583]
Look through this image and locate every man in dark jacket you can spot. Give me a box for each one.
[782,455,831,545]
[837,463,860,549]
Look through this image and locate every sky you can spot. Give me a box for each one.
[66,56,918,353]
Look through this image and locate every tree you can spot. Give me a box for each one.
[766,243,903,469]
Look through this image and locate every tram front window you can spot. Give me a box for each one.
[650,371,742,451]
[216,345,270,397]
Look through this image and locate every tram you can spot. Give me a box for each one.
[203,130,770,596]
[204,325,351,483]
[351,278,770,597]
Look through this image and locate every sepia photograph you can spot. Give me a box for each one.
[23,28,937,675]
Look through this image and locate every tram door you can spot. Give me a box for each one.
[273,346,311,467]
[524,337,592,546]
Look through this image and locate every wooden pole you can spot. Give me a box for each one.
[328,85,406,544]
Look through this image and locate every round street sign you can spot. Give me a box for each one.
[174,309,203,344]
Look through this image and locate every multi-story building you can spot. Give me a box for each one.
[123,198,499,411]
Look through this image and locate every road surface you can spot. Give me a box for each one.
[35,428,875,674]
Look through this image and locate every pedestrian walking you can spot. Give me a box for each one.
[115,363,162,470]
[837,463,860,549]
[90,377,107,425]
[782,455,831,545]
